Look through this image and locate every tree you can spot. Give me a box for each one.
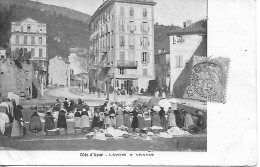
[155,61,170,91]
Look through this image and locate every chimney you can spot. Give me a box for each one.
[183,22,186,28]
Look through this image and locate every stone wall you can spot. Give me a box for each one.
[0,59,40,99]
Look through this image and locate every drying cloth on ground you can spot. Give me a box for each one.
[104,127,128,138]
[167,127,191,136]
[93,132,106,141]
[158,132,173,138]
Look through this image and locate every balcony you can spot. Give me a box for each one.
[117,61,138,69]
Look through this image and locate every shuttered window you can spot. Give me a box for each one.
[175,55,183,68]
[39,49,43,57]
[119,51,125,61]
[119,35,125,47]
[141,52,150,63]
[16,36,19,44]
[129,35,135,48]
[120,6,125,17]
[128,51,135,61]
[31,48,35,57]
[129,7,134,17]
[24,36,27,44]
[31,36,35,45]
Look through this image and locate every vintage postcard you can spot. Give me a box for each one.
[0,0,257,166]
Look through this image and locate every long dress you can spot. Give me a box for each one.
[168,109,177,127]
[74,111,81,129]
[123,111,131,128]
[183,114,194,129]
[44,112,55,132]
[91,115,101,130]
[80,111,90,128]
[159,109,167,129]
[29,112,42,132]
[138,115,145,129]
[109,108,116,128]
[116,110,124,128]
[175,110,184,128]
[57,110,67,129]
[131,110,138,129]
[151,112,161,127]
[104,110,111,127]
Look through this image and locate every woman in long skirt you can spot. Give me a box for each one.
[91,112,101,130]
[151,106,161,127]
[116,108,124,128]
[80,109,90,129]
[123,109,131,128]
[137,107,145,130]
[57,109,67,129]
[29,111,42,133]
[131,108,138,131]
[109,107,116,128]
[168,107,177,128]
[159,107,167,130]
[104,108,111,128]
[44,111,55,132]
[74,109,81,129]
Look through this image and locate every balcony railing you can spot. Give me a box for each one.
[117,61,138,69]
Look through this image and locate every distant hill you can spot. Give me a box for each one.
[0,0,91,23]
[0,2,90,59]
[154,24,181,52]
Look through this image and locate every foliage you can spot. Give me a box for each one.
[0,3,90,60]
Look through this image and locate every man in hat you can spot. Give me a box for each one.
[194,110,207,132]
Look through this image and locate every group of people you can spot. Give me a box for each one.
[0,97,25,137]
[0,96,207,138]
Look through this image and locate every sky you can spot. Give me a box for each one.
[32,0,207,26]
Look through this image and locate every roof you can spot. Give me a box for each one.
[90,0,156,23]
[167,19,207,36]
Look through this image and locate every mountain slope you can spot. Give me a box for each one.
[0,0,91,23]
[0,3,89,59]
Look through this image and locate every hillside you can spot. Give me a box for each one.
[0,3,90,59]
[0,0,91,23]
[154,24,181,52]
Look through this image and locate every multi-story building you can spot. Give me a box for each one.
[167,19,207,98]
[48,56,70,87]
[89,0,156,93]
[9,17,48,94]
[68,49,89,87]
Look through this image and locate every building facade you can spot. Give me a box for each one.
[167,19,207,98]
[89,0,156,93]
[48,56,70,87]
[0,48,6,59]
[68,51,89,87]
[9,17,47,94]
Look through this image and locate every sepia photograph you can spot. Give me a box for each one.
[0,0,257,166]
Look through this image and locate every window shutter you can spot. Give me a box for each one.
[147,52,150,63]
[140,37,142,46]
[140,22,143,32]
[118,20,121,31]
[175,55,179,67]
[141,53,143,63]
[127,22,130,31]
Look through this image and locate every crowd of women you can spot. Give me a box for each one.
[0,97,207,138]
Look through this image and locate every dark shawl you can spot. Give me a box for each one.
[57,110,67,129]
